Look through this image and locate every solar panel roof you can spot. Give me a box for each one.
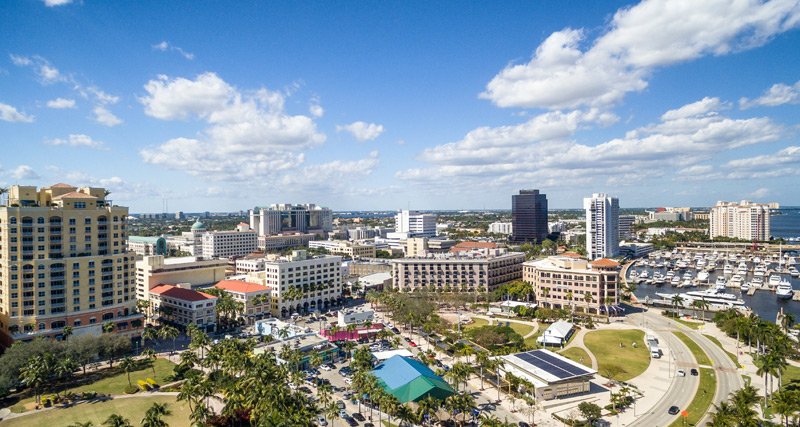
[515,349,593,380]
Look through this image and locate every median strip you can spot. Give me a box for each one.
[672,331,712,366]
[668,367,716,427]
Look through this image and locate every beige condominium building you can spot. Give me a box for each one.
[523,255,621,316]
[148,284,217,332]
[0,184,143,348]
[391,248,525,293]
[308,240,376,258]
[135,255,227,306]
[246,250,342,318]
[709,200,771,241]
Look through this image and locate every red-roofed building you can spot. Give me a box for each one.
[214,280,271,324]
[149,284,218,332]
[449,241,498,253]
[589,258,621,269]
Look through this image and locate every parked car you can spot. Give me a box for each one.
[339,409,349,419]
[409,341,417,347]
[403,337,411,342]
[344,377,353,385]
[336,400,346,410]
[299,386,313,394]
[320,364,332,371]
[344,417,358,426]
[690,368,699,376]
[317,416,328,426]
[391,327,401,334]
[668,405,680,415]
[352,413,365,422]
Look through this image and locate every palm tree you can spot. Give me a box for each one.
[141,348,158,377]
[707,400,737,426]
[159,325,180,354]
[142,326,159,346]
[142,402,171,427]
[583,292,594,314]
[475,351,490,390]
[670,294,685,313]
[325,401,340,427]
[396,403,417,426]
[416,395,440,426]
[780,312,796,333]
[120,356,137,387]
[541,287,550,308]
[102,321,116,333]
[62,325,74,341]
[770,389,800,427]
[103,414,133,427]
[19,354,50,405]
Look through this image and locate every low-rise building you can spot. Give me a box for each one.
[391,249,525,293]
[337,309,374,327]
[309,240,376,258]
[498,349,596,400]
[620,242,655,258]
[536,320,574,346]
[358,272,392,292]
[213,279,271,324]
[199,223,258,259]
[148,284,217,332]
[259,233,315,251]
[135,255,227,302]
[127,236,168,256]
[523,256,621,315]
[488,222,513,235]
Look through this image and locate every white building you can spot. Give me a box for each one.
[135,255,228,302]
[498,349,596,400]
[488,222,513,235]
[246,250,343,317]
[395,210,436,238]
[618,215,636,241]
[249,203,333,237]
[584,193,620,260]
[337,309,374,327]
[309,240,376,258]
[536,321,574,346]
[200,223,258,259]
[709,200,771,241]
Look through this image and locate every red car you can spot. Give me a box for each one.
[409,341,417,347]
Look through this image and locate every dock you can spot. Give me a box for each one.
[747,287,757,296]
[793,291,800,302]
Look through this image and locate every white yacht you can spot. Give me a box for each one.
[696,271,710,283]
[657,289,747,310]
[752,276,764,288]
[640,270,649,279]
[730,274,743,286]
[737,262,748,274]
[683,271,694,280]
[715,276,727,288]
[671,276,681,286]
[768,275,782,288]
[723,264,733,276]
[654,272,666,285]
[740,281,750,292]
[776,280,794,299]
[676,260,689,269]
[789,266,799,278]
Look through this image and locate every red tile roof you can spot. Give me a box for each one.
[150,284,217,302]
[214,280,269,294]
[561,252,583,258]
[50,183,76,188]
[590,258,621,268]
[450,241,497,252]
[53,191,97,200]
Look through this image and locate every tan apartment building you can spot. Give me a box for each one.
[523,256,621,315]
[308,240,376,258]
[391,249,525,293]
[135,255,227,304]
[213,279,271,324]
[0,184,143,347]
[148,284,217,332]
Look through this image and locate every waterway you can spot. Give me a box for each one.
[772,207,800,241]
[630,263,800,323]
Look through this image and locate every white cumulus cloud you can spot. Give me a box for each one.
[0,102,34,123]
[93,106,123,127]
[152,41,195,60]
[481,0,800,110]
[11,165,40,180]
[46,97,76,109]
[740,80,800,109]
[336,121,385,141]
[46,134,105,149]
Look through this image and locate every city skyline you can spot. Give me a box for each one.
[2,1,800,212]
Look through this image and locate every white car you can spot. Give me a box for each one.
[344,377,353,385]
[320,364,332,371]
[677,369,686,377]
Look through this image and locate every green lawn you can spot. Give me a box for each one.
[504,321,535,337]
[783,364,800,385]
[584,329,650,381]
[558,347,592,368]
[524,323,548,348]
[702,334,742,368]
[668,368,716,427]
[675,318,704,330]
[0,395,189,427]
[672,331,712,366]
[10,358,176,412]
[463,317,490,330]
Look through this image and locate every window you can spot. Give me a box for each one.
[69,218,76,225]
[74,202,86,209]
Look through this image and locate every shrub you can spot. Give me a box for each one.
[124,385,139,394]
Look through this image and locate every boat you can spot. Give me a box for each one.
[768,275,782,288]
[671,276,681,286]
[715,276,727,288]
[682,279,694,288]
[640,270,649,279]
[723,264,733,276]
[630,270,639,278]
[740,281,750,292]
[752,276,764,288]
[656,288,748,310]
[776,280,794,299]
[676,260,688,269]
[730,274,743,286]
[696,271,710,283]
[654,272,666,285]
[683,272,694,281]
[789,266,799,278]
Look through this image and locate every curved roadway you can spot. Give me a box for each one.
[626,310,741,426]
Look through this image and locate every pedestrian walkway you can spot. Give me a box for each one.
[560,327,599,370]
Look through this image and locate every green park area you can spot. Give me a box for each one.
[584,329,650,381]
[463,318,490,330]
[668,368,716,427]
[558,347,592,368]
[11,358,176,413]
[1,395,189,427]
[672,331,712,366]
[674,318,703,330]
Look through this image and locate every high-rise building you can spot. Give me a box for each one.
[584,193,620,260]
[0,184,143,348]
[249,204,333,237]
[618,215,636,241]
[709,201,770,241]
[511,189,548,243]
[394,210,436,238]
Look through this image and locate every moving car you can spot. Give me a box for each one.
[677,369,686,377]
[668,406,680,415]
[690,368,699,376]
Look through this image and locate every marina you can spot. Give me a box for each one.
[628,247,800,322]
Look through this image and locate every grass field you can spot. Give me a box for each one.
[559,347,592,367]
[675,318,704,330]
[463,318,490,330]
[504,321,535,337]
[584,329,650,381]
[1,395,189,427]
[783,364,800,385]
[672,331,712,366]
[11,358,176,413]
[668,368,716,427]
[702,334,742,368]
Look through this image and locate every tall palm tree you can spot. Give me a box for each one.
[583,292,594,314]
[670,294,685,313]
[159,325,180,354]
[103,414,133,427]
[19,354,51,405]
[416,395,441,426]
[120,356,137,387]
[325,401,340,427]
[142,326,159,346]
[142,402,171,427]
[770,389,800,427]
[62,325,74,341]
[475,351,490,390]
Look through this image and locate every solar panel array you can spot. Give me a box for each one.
[516,350,592,380]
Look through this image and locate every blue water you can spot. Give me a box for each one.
[772,208,800,241]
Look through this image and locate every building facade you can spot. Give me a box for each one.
[0,184,142,347]
[511,189,548,243]
[618,215,636,241]
[308,240,376,258]
[199,224,258,259]
[584,193,620,260]
[709,201,771,241]
[522,256,621,315]
[249,204,333,237]
[246,250,343,317]
[394,210,436,238]
[127,236,168,256]
[135,255,227,302]
[391,249,525,293]
[488,222,513,235]
[213,279,271,324]
[148,284,217,332]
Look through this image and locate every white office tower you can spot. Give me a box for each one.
[709,201,770,240]
[394,210,436,238]
[249,204,333,236]
[584,193,620,260]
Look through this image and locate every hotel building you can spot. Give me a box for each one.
[0,184,143,347]
[199,223,258,259]
[394,210,436,238]
[309,240,376,258]
[523,256,621,315]
[391,249,525,293]
[709,200,771,241]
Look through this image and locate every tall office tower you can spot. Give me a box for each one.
[511,189,548,243]
[709,201,770,240]
[618,215,636,241]
[249,204,333,236]
[584,193,620,260]
[394,210,436,238]
[0,184,142,348]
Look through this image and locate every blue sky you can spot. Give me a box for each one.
[1,0,799,212]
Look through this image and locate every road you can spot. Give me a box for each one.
[626,310,741,426]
